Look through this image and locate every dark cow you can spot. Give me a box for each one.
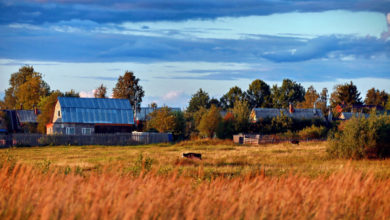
[182,153,202,160]
[291,140,300,145]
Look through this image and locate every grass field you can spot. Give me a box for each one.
[1,140,390,219]
[2,139,390,178]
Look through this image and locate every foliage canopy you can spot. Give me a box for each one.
[113,71,145,112]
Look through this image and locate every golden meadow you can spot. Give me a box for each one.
[1,140,390,219]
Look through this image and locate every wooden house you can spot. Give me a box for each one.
[46,97,134,135]
[250,104,325,122]
[338,112,369,120]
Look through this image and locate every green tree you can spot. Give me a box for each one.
[64,89,79,97]
[94,84,107,98]
[209,98,220,108]
[330,81,362,111]
[271,111,293,133]
[4,66,50,109]
[386,100,390,110]
[318,88,328,115]
[246,79,271,109]
[150,102,158,109]
[232,99,250,132]
[113,71,145,115]
[0,100,5,110]
[173,111,186,139]
[297,86,319,109]
[193,107,208,129]
[364,88,388,108]
[198,105,222,138]
[271,79,305,108]
[0,111,9,131]
[220,86,245,110]
[216,112,235,139]
[37,90,63,134]
[187,89,210,113]
[146,107,176,133]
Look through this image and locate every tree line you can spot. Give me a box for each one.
[143,77,389,140]
[187,79,390,114]
[1,65,389,137]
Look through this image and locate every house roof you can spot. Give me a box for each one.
[59,97,130,109]
[252,108,282,120]
[340,112,369,120]
[287,108,324,120]
[57,97,134,124]
[251,108,324,121]
[16,110,38,123]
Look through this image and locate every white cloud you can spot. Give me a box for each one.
[387,13,390,24]
[162,90,183,101]
[8,23,42,30]
[382,13,390,40]
[79,89,95,98]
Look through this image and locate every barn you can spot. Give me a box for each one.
[46,97,134,135]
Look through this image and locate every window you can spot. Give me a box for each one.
[58,111,61,117]
[66,127,75,135]
[82,128,92,135]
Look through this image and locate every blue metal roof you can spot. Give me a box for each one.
[58,97,134,124]
[58,97,131,109]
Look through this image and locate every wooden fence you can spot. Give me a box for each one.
[0,132,172,147]
[233,134,326,145]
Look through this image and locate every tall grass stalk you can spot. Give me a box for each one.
[1,163,389,219]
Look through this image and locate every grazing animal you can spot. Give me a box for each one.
[291,140,299,145]
[182,153,202,160]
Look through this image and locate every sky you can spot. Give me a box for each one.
[0,0,389,108]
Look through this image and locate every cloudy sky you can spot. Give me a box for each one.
[0,0,389,108]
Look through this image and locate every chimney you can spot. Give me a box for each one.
[33,104,38,115]
[289,103,294,114]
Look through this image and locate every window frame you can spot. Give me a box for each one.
[66,127,75,135]
[82,128,92,135]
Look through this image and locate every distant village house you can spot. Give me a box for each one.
[0,108,39,133]
[250,104,325,122]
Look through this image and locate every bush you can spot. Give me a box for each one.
[327,114,390,159]
[38,135,58,146]
[298,125,328,139]
[216,118,235,139]
[198,105,221,138]
[270,112,293,133]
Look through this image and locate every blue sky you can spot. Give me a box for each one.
[0,0,389,108]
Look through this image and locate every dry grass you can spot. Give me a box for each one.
[1,163,389,220]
